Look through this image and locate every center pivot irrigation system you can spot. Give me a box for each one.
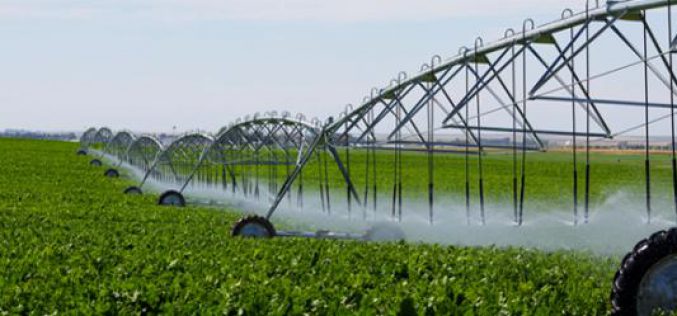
[75,0,677,313]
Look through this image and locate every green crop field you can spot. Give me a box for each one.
[0,137,627,314]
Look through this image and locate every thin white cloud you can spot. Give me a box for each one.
[0,0,587,23]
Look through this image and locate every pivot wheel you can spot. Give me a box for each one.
[76,149,87,156]
[611,228,677,315]
[157,190,186,207]
[104,168,119,178]
[123,186,143,195]
[90,159,102,167]
[231,215,276,238]
[364,223,406,242]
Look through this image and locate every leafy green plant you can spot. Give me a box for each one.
[0,138,620,314]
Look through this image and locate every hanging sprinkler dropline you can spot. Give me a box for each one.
[90,0,677,242]
[643,10,653,224]
[475,38,487,226]
[505,28,520,225]
[567,6,580,226]
[584,2,592,224]
[342,109,353,218]
[518,19,534,227]
[463,48,472,226]
[670,0,677,222]
[394,85,404,222]
[323,134,332,215]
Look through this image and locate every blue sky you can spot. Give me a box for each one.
[0,0,607,133]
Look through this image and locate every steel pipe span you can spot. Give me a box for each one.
[331,0,675,133]
[83,0,677,232]
[77,2,677,312]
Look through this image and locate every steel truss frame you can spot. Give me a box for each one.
[90,127,113,150]
[104,131,137,165]
[133,132,214,191]
[127,135,164,172]
[79,127,98,149]
[261,0,677,226]
[170,116,363,211]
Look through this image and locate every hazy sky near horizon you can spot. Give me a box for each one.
[0,0,643,133]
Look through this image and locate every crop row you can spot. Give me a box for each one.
[0,138,618,313]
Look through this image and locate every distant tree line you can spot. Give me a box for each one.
[0,129,77,141]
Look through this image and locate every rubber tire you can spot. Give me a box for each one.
[76,149,87,156]
[90,159,102,167]
[364,223,406,242]
[231,215,276,238]
[157,190,186,207]
[104,168,119,178]
[611,228,677,315]
[124,186,143,195]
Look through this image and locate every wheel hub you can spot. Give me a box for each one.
[637,254,677,315]
[240,223,271,237]
[163,195,182,205]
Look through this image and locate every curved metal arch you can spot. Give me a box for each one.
[263,0,677,223]
[165,117,327,198]
[103,0,677,228]
[133,132,215,191]
[211,117,319,158]
[239,117,317,132]
[105,131,137,160]
[331,0,669,135]
[206,117,320,171]
[216,117,317,140]
[324,0,677,152]
[158,132,215,164]
[79,127,98,148]
[127,135,164,171]
[92,127,114,145]
[128,135,164,156]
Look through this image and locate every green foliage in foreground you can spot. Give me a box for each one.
[0,138,619,314]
